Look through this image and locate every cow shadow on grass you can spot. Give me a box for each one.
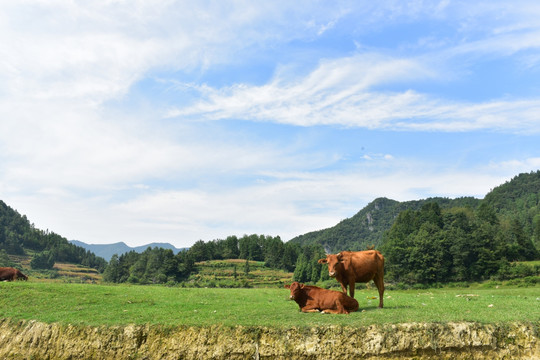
[357,304,412,313]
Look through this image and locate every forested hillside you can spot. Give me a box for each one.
[290,171,540,254]
[484,171,540,249]
[381,202,539,284]
[0,200,106,271]
[289,197,480,253]
[290,171,540,285]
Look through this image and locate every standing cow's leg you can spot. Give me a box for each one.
[374,273,385,308]
[349,281,356,299]
[340,281,348,295]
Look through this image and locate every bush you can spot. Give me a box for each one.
[495,263,538,280]
[0,249,15,267]
[446,282,470,288]
[30,251,55,269]
[481,280,502,288]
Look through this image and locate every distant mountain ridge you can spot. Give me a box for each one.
[69,240,187,261]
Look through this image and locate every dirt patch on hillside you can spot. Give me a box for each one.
[0,319,537,359]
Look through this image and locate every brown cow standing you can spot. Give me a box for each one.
[318,250,385,308]
[0,267,28,281]
[285,281,359,314]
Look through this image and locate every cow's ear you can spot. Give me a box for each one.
[284,284,291,289]
[300,284,305,289]
[337,253,343,262]
[317,258,327,264]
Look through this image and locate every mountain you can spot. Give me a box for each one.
[289,197,480,253]
[70,240,187,261]
[290,170,540,253]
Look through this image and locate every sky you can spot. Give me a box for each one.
[2,1,540,248]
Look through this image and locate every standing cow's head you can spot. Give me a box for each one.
[317,253,344,278]
[284,281,304,300]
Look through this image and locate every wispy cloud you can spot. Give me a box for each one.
[167,54,434,125]
[167,53,540,133]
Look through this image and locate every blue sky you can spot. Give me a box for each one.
[2,1,540,247]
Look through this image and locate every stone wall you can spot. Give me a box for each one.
[0,319,538,359]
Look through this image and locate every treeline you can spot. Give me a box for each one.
[0,201,107,271]
[381,202,539,285]
[103,247,193,284]
[102,234,307,285]
[188,234,301,271]
[292,244,330,283]
[101,202,540,287]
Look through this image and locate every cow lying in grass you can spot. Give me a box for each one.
[285,281,359,314]
[0,267,28,281]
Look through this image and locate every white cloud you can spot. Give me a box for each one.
[2,1,540,248]
[167,54,434,125]
[72,160,510,245]
[168,52,540,133]
[488,157,540,175]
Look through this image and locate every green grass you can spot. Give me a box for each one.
[1,282,539,327]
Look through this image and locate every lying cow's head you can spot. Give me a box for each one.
[284,281,304,300]
[317,253,344,278]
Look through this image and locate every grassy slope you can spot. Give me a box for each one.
[189,259,293,287]
[1,282,539,327]
[8,253,102,283]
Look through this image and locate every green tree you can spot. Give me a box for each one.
[103,254,120,282]
[171,250,194,280]
[222,236,239,259]
[507,218,539,261]
[293,254,309,282]
[263,236,284,269]
[533,214,540,249]
[281,242,300,272]
[30,251,55,269]
[189,240,210,262]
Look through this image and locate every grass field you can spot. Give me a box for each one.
[1,282,539,327]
